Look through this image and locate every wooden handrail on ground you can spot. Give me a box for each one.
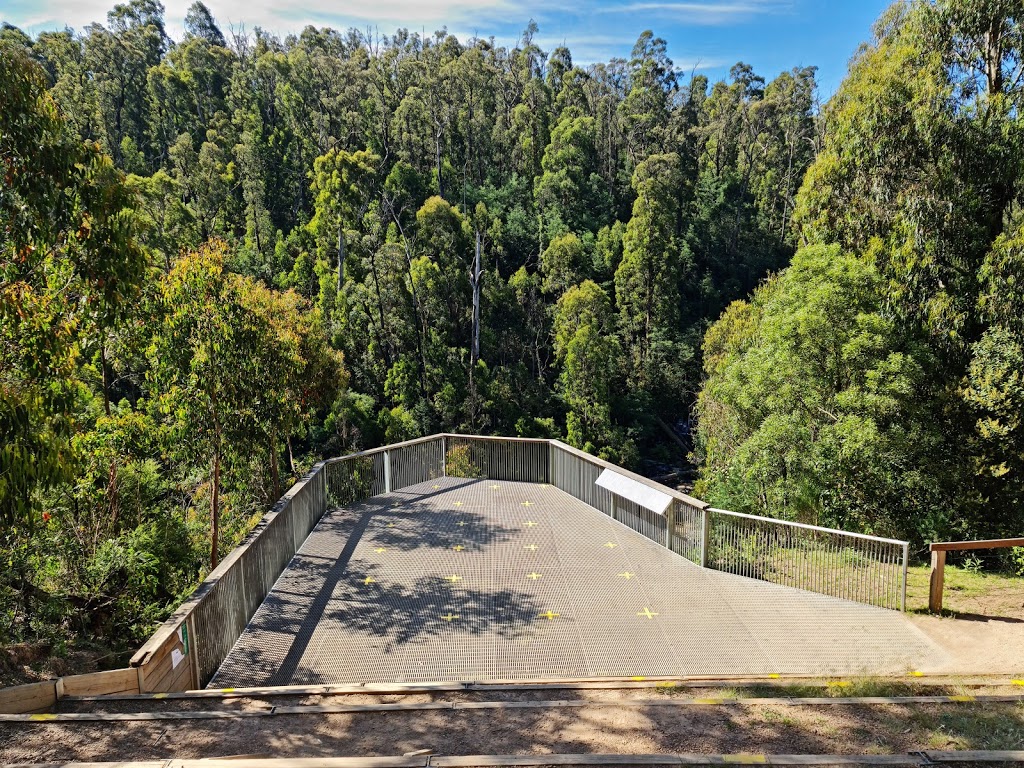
[928,537,1024,613]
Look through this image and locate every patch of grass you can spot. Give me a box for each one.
[913,703,1024,750]
[905,563,1024,618]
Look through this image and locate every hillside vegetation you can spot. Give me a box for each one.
[1,0,1022,656]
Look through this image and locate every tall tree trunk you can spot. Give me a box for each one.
[337,224,345,293]
[211,444,221,569]
[101,340,111,417]
[269,434,281,501]
[472,230,481,364]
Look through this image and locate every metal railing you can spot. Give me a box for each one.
[706,509,908,611]
[547,441,907,611]
[132,433,910,692]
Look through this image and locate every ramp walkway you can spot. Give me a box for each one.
[211,478,945,687]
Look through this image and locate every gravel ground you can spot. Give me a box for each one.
[2,687,1023,762]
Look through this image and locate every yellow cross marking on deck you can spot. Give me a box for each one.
[363,577,376,585]
[521,501,533,506]
[604,542,617,548]
[444,574,463,583]
[432,485,440,490]
[453,544,466,551]
[527,572,542,580]
[524,520,538,527]
[374,547,386,553]
[618,572,636,579]
[454,501,464,507]
[524,544,539,551]
[538,610,560,620]
[386,523,396,528]
[441,613,460,621]
[637,607,659,619]
[457,521,467,526]
[490,484,500,490]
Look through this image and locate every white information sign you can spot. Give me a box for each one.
[595,468,673,515]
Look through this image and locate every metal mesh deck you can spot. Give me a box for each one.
[210,478,945,687]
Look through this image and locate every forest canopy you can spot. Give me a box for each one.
[1,0,1022,655]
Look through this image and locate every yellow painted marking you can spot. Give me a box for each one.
[29,714,57,721]
[363,577,376,585]
[948,695,975,702]
[153,693,168,699]
[1012,680,1024,686]
[618,572,636,580]
[527,572,543,580]
[521,501,533,507]
[828,680,851,688]
[524,520,538,527]
[538,610,560,620]
[630,676,647,681]
[655,681,677,688]
[604,542,617,548]
[490,484,500,490]
[524,544,539,551]
[695,698,728,705]
[637,607,660,619]
[220,688,236,693]
[432,485,440,490]
[457,521,467,527]
[909,670,924,677]
[444,574,463,583]
[768,674,781,679]
[441,613,460,622]
[374,547,387,553]
[454,501,464,507]
[723,756,766,764]
[386,523,396,528]
[453,544,466,552]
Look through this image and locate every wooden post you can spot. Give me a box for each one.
[700,508,712,568]
[929,548,946,613]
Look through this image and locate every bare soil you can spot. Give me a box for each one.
[0,642,126,689]
[2,687,1023,762]
[905,565,1024,675]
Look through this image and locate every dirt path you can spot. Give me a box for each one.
[2,688,1023,762]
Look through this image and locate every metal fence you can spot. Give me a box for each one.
[133,432,910,692]
[705,508,908,610]
[548,440,907,611]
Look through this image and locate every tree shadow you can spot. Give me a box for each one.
[211,478,539,688]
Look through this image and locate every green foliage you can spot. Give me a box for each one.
[696,245,953,539]
[1,5,830,650]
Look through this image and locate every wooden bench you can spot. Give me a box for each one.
[928,537,1024,613]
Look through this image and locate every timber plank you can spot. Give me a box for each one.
[0,682,56,714]
[60,669,139,698]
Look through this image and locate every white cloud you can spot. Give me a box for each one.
[596,0,791,24]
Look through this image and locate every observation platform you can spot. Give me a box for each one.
[211,477,945,687]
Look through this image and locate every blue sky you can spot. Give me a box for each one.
[2,0,890,98]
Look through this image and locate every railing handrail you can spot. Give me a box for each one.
[323,434,443,464]
[930,537,1024,552]
[549,439,709,511]
[442,433,552,444]
[130,459,330,666]
[708,507,909,547]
